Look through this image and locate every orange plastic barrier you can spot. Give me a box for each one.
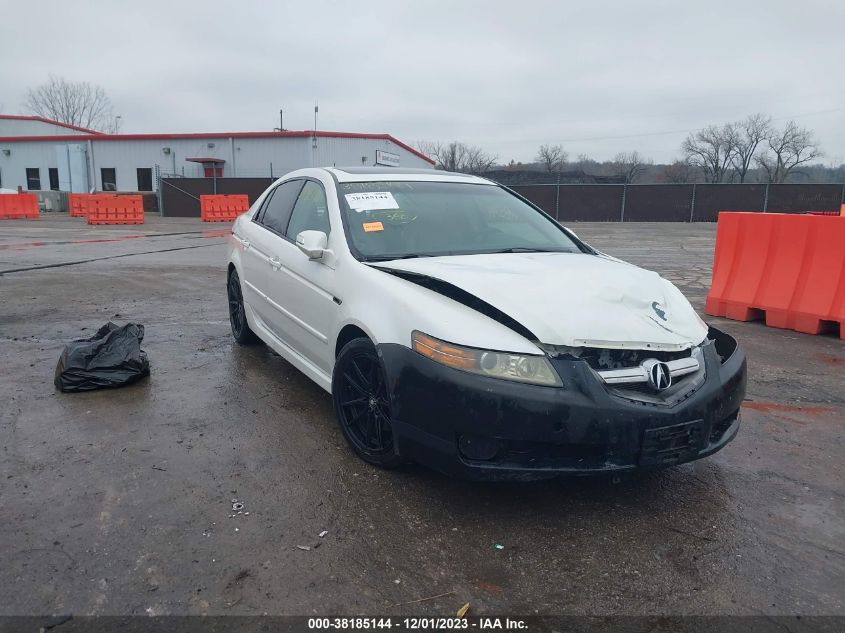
[69,193,119,218]
[67,193,116,218]
[87,195,144,225]
[200,194,250,222]
[841,204,845,217]
[69,193,91,217]
[705,212,845,339]
[0,193,39,219]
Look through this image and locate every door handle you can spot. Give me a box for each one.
[242,239,250,249]
[269,257,281,270]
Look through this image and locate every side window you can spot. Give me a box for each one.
[286,181,330,239]
[257,180,304,234]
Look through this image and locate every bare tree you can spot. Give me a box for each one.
[727,113,771,183]
[660,160,697,184]
[755,120,822,183]
[572,153,597,174]
[535,144,567,173]
[416,140,497,173]
[611,151,651,183]
[681,124,735,183]
[24,75,119,132]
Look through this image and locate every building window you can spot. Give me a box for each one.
[49,168,60,191]
[137,168,153,192]
[101,168,117,191]
[26,168,41,190]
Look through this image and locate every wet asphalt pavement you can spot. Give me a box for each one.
[0,216,842,616]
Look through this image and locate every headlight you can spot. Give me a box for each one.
[412,331,562,387]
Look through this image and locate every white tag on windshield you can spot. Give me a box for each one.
[344,192,399,212]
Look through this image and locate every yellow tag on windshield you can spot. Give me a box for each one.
[363,221,384,233]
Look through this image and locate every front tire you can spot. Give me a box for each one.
[332,338,404,469]
[228,270,258,345]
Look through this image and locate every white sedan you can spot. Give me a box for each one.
[226,167,746,480]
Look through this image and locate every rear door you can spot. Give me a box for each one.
[240,179,304,332]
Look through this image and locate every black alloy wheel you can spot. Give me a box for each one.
[332,338,403,468]
[228,270,257,344]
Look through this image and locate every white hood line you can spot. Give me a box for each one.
[368,252,708,351]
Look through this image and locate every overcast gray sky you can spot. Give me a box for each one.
[1,0,843,164]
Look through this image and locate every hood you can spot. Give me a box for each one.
[371,252,708,351]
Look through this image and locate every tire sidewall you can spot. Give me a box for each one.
[332,338,403,468]
[228,269,256,344]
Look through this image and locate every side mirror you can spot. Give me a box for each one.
[296,230,328,259]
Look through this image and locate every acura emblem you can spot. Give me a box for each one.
[642,359,672,391]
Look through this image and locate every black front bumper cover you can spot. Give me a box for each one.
[377,328,746,481]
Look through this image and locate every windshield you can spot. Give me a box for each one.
[338,181,582,261]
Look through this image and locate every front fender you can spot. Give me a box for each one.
[332,261,542,356]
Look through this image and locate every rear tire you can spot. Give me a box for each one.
[332,338,404,469]
[228,269,258,345]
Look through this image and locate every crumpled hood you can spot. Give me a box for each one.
[372,252,708,350]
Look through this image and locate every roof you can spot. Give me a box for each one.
[0,126,435,165]
[332,167,442,175]
[325,166,491,184]
[0,114,103,135]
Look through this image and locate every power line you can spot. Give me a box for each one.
[521,106,845,146]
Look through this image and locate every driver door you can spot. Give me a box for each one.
[262,180,338,375]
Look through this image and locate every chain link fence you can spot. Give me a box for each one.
[509,183,845,221]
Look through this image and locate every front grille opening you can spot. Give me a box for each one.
[607,377,700,405]
[463,438,636,470]
[602,348,707,406]
[572,347,692,371]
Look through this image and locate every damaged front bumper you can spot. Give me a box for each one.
[378,327,746,481]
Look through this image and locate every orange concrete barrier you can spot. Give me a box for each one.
[705,212,845,339]
[200,194,250,222]
[87,195,144,225]
[0,193,39,219]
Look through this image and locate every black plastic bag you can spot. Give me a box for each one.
[54,322,150,392]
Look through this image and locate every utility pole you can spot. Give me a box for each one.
[273,109,284,132]
[312,103,319,155]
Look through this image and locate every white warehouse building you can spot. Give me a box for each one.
[0,114,434,194]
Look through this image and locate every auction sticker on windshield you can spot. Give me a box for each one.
[345,192,400,211]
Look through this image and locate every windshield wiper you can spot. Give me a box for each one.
[488,247,566,254]
[363,253,435,262]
